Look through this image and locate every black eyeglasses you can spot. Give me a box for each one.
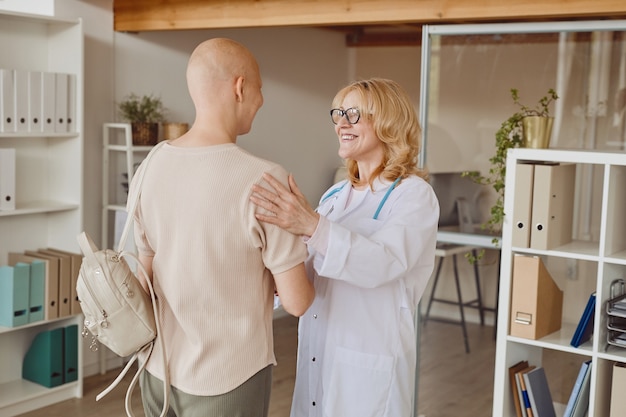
[330,108,361,125]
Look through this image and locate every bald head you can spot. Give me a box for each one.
[186,38,260,106]
[181,38,264,143]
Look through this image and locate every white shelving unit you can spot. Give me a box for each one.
[101,123,152,249]
[0,10,84,416]
[493,148,626,417]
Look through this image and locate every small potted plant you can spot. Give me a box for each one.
[462,88,558,262]
[118,93,165,145]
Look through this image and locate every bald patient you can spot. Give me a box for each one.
[128,38,314,417]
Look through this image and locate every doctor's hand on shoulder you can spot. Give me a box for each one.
[251,172,320,238]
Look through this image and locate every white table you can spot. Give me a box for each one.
[436,225,502,249]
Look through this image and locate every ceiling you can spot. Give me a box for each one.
[113,0,626,46]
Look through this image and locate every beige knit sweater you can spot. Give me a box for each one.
[130,142,307,396]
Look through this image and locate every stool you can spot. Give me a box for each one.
[423,244,485,353]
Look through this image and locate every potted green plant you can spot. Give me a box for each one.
[118,93,165,145]
[462,87,558,262]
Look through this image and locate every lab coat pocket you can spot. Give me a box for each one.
[324,346,393,417]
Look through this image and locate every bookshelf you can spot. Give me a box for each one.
[0,10,84,415]
[493,148,626,417]
[101,123,152,249]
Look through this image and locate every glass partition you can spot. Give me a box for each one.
[419,20,626,173]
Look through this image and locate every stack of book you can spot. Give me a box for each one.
[508,361,556,417]
[510,359,594,417]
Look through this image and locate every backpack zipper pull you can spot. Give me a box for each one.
[123,281,134,298]
[89,336,99,352]
[100,310,109,329]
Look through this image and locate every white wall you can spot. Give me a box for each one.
[0,0,54,15]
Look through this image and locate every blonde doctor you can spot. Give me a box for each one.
[251,78,439,417]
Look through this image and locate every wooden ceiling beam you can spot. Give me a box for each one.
[114,0,626,32]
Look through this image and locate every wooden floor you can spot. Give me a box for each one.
[17,315,499,417]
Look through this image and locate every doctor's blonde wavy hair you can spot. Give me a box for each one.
[331,78,426,188]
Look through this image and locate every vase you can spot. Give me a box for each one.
[131,122,159,146]
[522,116,553,149]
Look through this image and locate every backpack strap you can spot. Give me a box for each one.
[122,250,169,417]
[94,249,170,417]
[117,140,168,253]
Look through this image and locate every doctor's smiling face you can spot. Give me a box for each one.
[332,90,384,173]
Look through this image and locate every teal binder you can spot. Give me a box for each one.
[28,260,46,323]
[22,327,64,388]
[64,325,78,383]
[0,264,30,327]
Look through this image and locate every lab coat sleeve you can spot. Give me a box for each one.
[313,179,439,289]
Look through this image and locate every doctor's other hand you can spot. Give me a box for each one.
[251,173,320,238]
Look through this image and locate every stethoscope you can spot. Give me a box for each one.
[318,177,401,220]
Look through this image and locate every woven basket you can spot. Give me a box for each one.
[162,122,189,141]
[131,122,159,146]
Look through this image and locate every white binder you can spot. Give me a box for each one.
[42,71,56,133]
[54,72,68,133]
[0,69,16,133]
[28,71,43,132]
[14,69,29,132]
[0,148,16,210]
[67,73,76,133]
[511,163,535,248]
[529,163,576,250]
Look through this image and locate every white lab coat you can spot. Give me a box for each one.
[290,175,439,417]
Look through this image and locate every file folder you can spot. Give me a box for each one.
[610,362,626,417]
[41,71,56,133]
[64,324,78,383]
[564,360,591,417]
[28,71,43,132]
[511,163,535,248]
[0,147,16,210]
[8,255,45,323]
[0,263,30,327]
[22,327,64,388]
[14,252,59,320]
[27,260,46,323]
[46,248,82,315]
[38,249,72,317]
[26,250,64,318]
[14,69,29,132]
[54,72,68,133]
[530,163,576,250]
[67,73,76,133]
[510,254,563,340]
[570,361,592,417]
[0,68,16,132]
